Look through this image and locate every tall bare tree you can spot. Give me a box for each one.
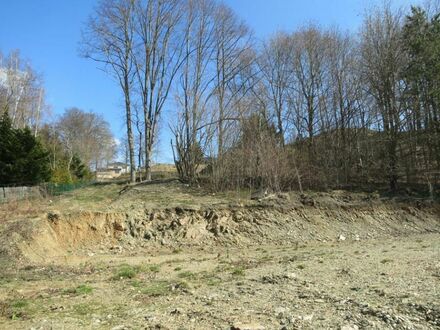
[360,4,406,191]
[132,0,185,181]
[81,0,137,183]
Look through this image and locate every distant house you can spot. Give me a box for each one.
[107,162,130,174]
[96,162,130,180]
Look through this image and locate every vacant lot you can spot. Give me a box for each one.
[0,181,439,329]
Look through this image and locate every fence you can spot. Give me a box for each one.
[0,181,95,203]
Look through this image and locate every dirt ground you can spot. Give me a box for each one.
[0,181,439,329]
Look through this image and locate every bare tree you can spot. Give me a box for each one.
[172,0,217,182]
[81,0,137,183]
[0,50,48,135]
[132,0,185,181]
[258,32,293,146]
[213,4,252,156]
[57,108,116,178]
[360,4,406,191]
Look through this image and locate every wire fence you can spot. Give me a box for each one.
[0,181,95,203]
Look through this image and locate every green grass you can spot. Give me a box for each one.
[141,281,172,297]
[147,264,160,273]
[63,284,93,295]
[114,264,139,280]
[11,299,28,309]
[231,267,245,276]
[177,271,196,279]
[75,284,93,295]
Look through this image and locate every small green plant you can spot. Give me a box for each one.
[63,284,93,295]
[297,264,305,270]
[131,280,142,288]
[75,285,93,295]
[380,258,393,264]
[147,264,160,273]
[114,264,138,279]
[177,271,195,279]
[231,267,245,276]
[172,248,182,254]
[174,266,182,271]
[73,303,91,316]
[142,281,172,297]
[11,300,28,309]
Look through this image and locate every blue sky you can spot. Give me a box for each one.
[0,0,420,163]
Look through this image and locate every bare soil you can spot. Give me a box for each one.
[0,181,439,329]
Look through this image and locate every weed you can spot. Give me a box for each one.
[147,264,160,273]
[177,271,196,279]
[11,299,28,309]
[174,267,182,271]
[114,264,138,279]
[142,281,172,297]
[131,280,142,288]
[231,267,245,276]
[73,303,92,316]
[297,264,305,270]
[63,284,93,295]
[75,284,93,295]
[380,258,393,264]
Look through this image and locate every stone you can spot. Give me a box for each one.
[338,234,346,241]
[341,325,359,330]
[231,322,265,330]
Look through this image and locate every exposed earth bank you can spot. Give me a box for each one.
[0,187,439,329]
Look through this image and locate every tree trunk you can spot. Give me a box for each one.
[124,85,136,184]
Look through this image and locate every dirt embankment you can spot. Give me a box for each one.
[2,194,439,263]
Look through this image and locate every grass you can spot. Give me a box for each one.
[147,264,160,273]
[10,299,28,309]
[177,271,196,279]
[141,281,173,297]
[113,264,139,279]
[231,267,245,276]
[63,284,93,295]
[2,299,31,320]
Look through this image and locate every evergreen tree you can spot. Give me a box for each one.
[0,113,51,185]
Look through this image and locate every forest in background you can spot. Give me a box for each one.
[82,0,440,195]
[1,0,440,197]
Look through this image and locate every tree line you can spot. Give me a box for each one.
[81,0,439,194]
[0,51,117,185]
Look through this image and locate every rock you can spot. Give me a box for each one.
[231,323,265,330]
[354,234,360,241]
[341,325,359,330]
[113,222,125,231]
[338,234,346,241]
[277,192,290,201]
[274,307,288,319]
[47,211,60,222]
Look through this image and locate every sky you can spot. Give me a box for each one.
[0,0,421,163]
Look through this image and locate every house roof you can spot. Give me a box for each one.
[108,162,129,167]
